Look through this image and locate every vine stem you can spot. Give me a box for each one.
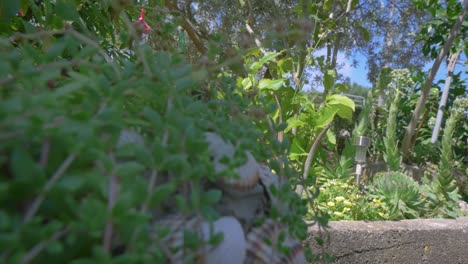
[24,154,77,223]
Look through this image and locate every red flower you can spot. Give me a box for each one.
[133,9,151,34]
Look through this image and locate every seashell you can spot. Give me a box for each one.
[153,215,247,264]
[216,191,267,233]
[205,132,262,197]
[245,219,306,264]
[258,164,289,216]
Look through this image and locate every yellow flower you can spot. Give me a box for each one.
[335,196,345,202]
[344,201,353,207]
[333,212,343,216]
[327,202,335,207]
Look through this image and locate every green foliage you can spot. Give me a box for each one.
[367,172,424,220]
[420,97,467,217]
[0,1,308,263]
[383,69,414,171]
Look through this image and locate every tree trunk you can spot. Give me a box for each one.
[430,51,461,143]
[401,2,468,160]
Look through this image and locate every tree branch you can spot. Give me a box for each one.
[401,2,468,160]
[165,0,207,54]
[296,123,333,196]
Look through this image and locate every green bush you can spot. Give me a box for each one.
[0,2,307,263]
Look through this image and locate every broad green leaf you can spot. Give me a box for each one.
[258,78,284,90]
[316,107,338,128]
[250,51,283,73]
[323,69,336,91]
[326,94,355,110]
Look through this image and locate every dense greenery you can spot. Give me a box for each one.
[0,0,467,263]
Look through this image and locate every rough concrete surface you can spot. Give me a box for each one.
[306,217,468,264]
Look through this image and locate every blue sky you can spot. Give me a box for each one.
[342,51,467,91]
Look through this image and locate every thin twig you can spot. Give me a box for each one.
[103,164,119,253]
[22,228,69,264]
[24,154,77,223]
[39,141,50,169]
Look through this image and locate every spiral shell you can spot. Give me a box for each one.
[245,219,306,264]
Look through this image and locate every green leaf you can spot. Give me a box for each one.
[316,107,338,128]
[203,189,222,205]
[278,58,293,74]
[0,0,20,23]
[325,130,336,145]
[323,69,336,91]
[289,138,308,161]
[258,78,284,90]
[285,117,307,133]
[241,77,253,89]
[150,182,176,206]
[55,1,80,23]
[116,161,145,177]
[250,51,283,73]
[326,94,355,121]
[323,0,333,11]
[10,147,41,181]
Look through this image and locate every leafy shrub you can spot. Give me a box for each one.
[0,2,308,263]
[306,177,389,221]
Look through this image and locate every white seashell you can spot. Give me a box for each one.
[153,215,247,264]
[245,219,306,264]
[202,216,247,264]
[205,132,261,197]
[258,164,289,216]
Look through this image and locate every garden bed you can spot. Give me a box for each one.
[306,217,468,264]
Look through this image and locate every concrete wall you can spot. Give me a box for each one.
[306,217,468,264]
